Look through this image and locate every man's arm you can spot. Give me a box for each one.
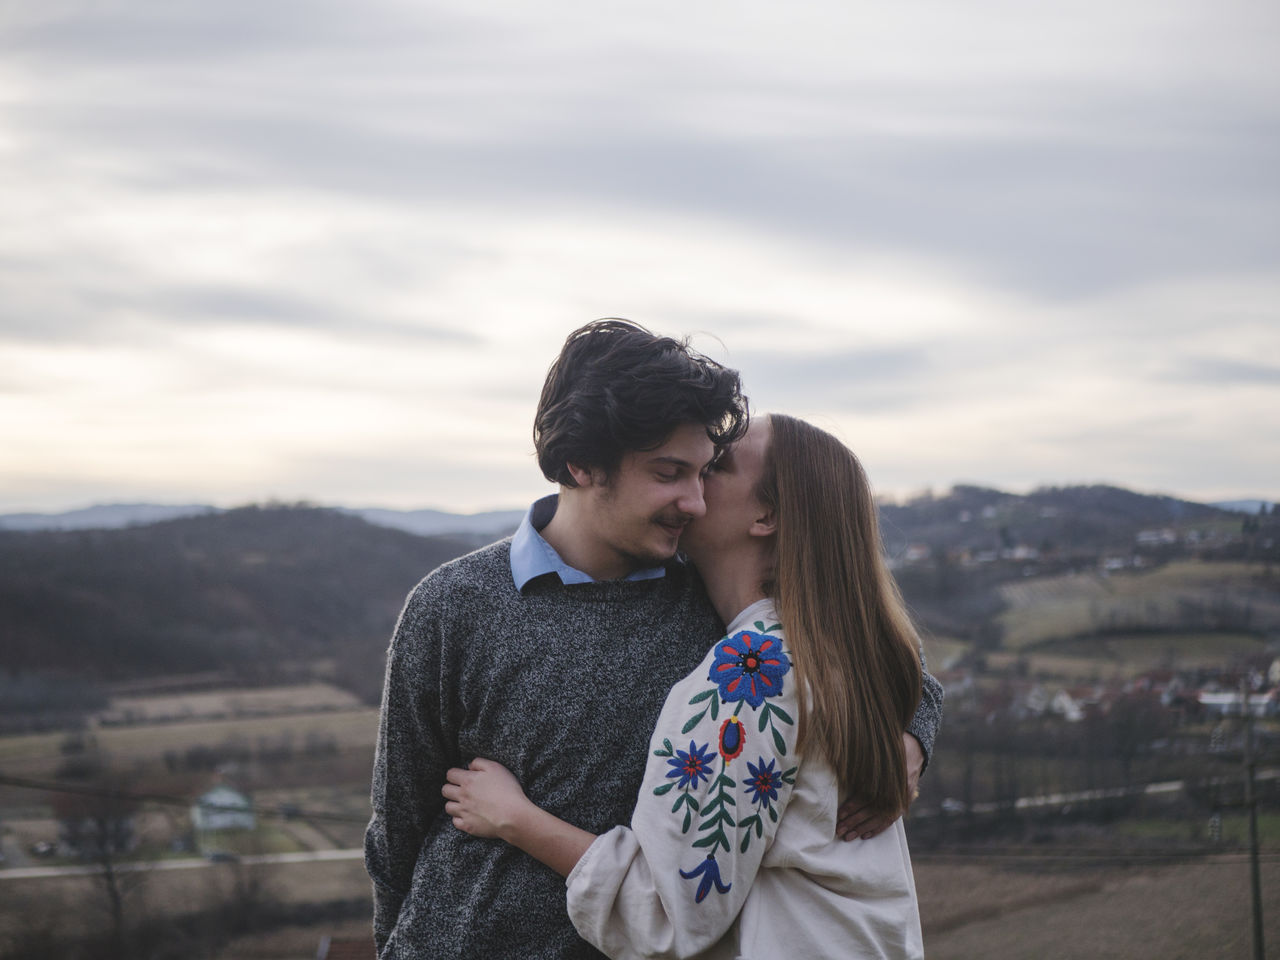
[907,662,944,768]
[364,583,453,954]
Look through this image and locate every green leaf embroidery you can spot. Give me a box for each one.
[769,704,794,725]
[772,726,787,755]
[653,781,675,796]
[688,689,716,705]
[704,808,735,829]
[693,828,730,852]
[703,792,736,814]
[681,709,707,734]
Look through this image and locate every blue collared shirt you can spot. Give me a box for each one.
[509,494,668,591]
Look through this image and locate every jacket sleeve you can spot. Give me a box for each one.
[566,624,799,959]
[364,581,454,955]
[907,649,945,770]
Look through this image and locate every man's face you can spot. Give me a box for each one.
[580,421,716,572]
[680,416,771,568]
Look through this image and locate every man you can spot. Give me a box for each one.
[365,319,942,958]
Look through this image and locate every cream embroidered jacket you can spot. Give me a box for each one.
[565,599,924,960]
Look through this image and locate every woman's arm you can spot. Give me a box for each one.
[442,758,595,877]
[445,622,802,960]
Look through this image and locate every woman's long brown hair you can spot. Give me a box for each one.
[757,414,923,818]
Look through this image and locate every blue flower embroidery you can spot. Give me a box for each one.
[666,740,716,790]
[680,854,732,903]
[744,757,783,809]
[709,631,791,709]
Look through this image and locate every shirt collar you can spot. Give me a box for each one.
[725,597,777,635]
[509,494,668,591]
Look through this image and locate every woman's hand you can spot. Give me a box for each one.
[442,758,533,840]
[836,732,924,840]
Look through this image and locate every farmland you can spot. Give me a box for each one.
[2,670,1277,959]
[1,502,1277,957]
[999,561,1280,651]
[3,837,1277,960]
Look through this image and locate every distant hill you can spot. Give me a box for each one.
[0,486,1265,711]
[0,503,221,531]
[342,506,524,539]
[0,502,526,538]
[1212,499,1277,515]
[0,505,476,697]
[878,484,1235,559]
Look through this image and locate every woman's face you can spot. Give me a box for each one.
[680,416,772,567]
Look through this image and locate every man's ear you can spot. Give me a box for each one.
[566,462,600,488]
[748,507,777,538]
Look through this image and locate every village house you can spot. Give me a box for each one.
[191,783,256,834]
[1198,688,1279,718]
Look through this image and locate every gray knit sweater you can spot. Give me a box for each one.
[365,539,944,959]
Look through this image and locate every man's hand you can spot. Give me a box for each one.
[442,758,532,841]
[836,732,924,841]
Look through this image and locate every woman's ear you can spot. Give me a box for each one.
[749,507,777,538]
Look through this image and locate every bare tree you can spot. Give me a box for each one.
[50,780,147,957]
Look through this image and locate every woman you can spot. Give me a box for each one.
[442,414,925,959]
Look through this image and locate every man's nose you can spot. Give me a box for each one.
[677,477,707,518]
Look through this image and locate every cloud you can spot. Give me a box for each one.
[1,0,1277,510]
[733,346,939,413]
[1164,357,1280,386]
[5,1,1275,301]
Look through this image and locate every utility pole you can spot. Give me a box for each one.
[1242,679,1265,960]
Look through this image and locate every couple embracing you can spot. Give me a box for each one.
[365,320,943,959]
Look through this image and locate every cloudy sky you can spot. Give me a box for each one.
[2,0,1277,514]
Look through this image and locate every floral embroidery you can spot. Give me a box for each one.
[680,853,731,903]
[718,718,745,761]
[738,758,797,848]
[743,757,783,809]
[709,630,791,709]
[665,740,716,791]
[653,619,795,905]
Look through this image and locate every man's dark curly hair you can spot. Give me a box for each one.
[534,319,749,486]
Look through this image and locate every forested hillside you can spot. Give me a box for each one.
[0,505,473,691]
[1,488,1271,720]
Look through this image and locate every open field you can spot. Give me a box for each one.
[917,855,1280,959]
[95,682,364,726]
[919,635,970,671]
[0,706,379,782]
[986,632,1268,681]
[0,855,371,942]
[2,850,1275,959]
[999,561,1280,650]
[1115,812,1280,847]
